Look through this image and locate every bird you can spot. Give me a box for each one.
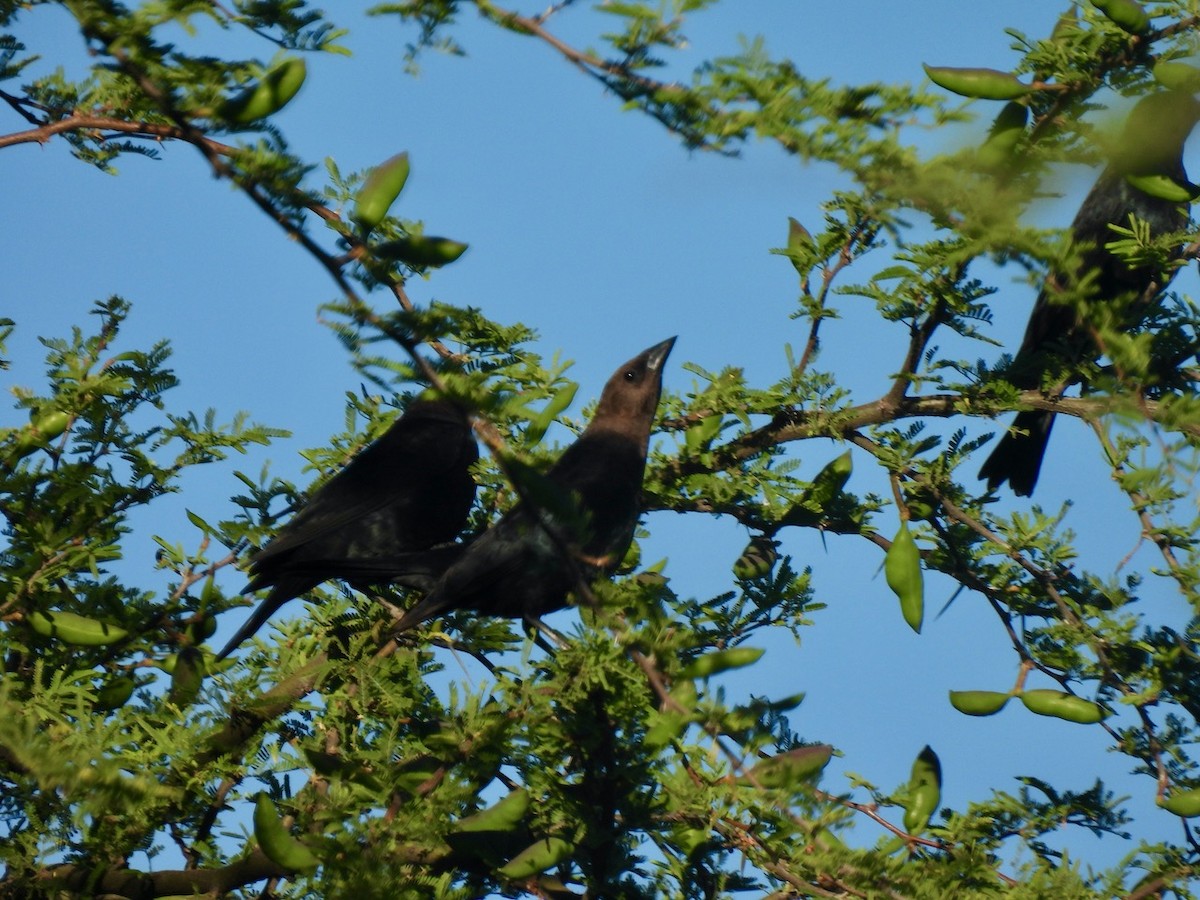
[215,396,478,659]
[388,336,676,633]
[979,90,1200,497]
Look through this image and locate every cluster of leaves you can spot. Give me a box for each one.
[3,1,1200,898]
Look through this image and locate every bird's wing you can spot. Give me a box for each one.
[270,545,467,585]
[396,516,551,630]
[251,418,471,564]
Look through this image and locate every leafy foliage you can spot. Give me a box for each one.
[3,1,1200,898]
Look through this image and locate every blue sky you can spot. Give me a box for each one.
[4,0,1196,878]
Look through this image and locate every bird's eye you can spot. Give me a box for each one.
[624,370,636,381]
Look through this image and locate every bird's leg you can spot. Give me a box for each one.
[526,616,569,650]
[373,591,406,619]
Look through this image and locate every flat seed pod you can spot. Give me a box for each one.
[923,65,1031,100]
[218,57,307,124]
[253,794,320,875]
[94,675,138,712]
[741,745,834,790]
[949,690,1011,716]
[453,789,530,834]
[902,745,942,834]
[497,837,574,880]
[1092,0,1150,34]
[885,522,924,633]
[1159,787,1200,817]
[1152,60,1200,92]
[681,647,765,680]
[1124,173,1198,203]
[353,152,411,232]
[786,216,816,275]
[28,609,129,646]
[1020,689,1109,724]
[783,450,853,526]
[373,235,469,268]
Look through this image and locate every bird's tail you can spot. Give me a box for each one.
[214,582,304,661]
[978,410,1056,498]
[215,546,465,658]
[391,597,439,634]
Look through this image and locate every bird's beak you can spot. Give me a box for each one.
[643,336,677,372]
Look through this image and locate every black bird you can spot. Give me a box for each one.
[390,336,675,632]
[979,90,1200,496]
[216,397,478,659]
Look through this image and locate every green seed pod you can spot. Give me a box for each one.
[185,612,218,645]
[786,216,816,275]
[253,793,320,874]
[372,235,469,268]
[9,409,70,462]
[923,64,1032,101]
[787,216,813,253]
[31,409,69,442]
[683,413,724,455]
[742,744,833,789]
[453,789,530,834]
[904,498,936,523]
[28,609,129,647]
[1152,60,1200,93]
[783,450,853,526]
[218,57,307,125]
[168,646,206,707]
[94,675,138,712]
[948,690,1011,716]
[885,522,924,633]
[497,837,574,880]
[733,536,778,580]
[353,152,411,232]
[1091,0,1150,34]
[680,646,765,680]
[902,745,942,834]
[1124,173,1198,203]
[977,101,1029,170]
[1159,787,1200,818]
[1019,689,1109,724]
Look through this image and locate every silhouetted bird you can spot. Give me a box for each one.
[389,336,675,632]
[979,90,1200,496]
[216,397,477,659]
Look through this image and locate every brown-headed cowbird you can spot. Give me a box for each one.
[216,397,477,659]
[389,336,675,632]
[979,90,1200,496]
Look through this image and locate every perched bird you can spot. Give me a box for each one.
[979,90,1200,496]
[215,397,478,659]
[390,336,675,632]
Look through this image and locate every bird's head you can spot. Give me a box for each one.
[592,336,676,426]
